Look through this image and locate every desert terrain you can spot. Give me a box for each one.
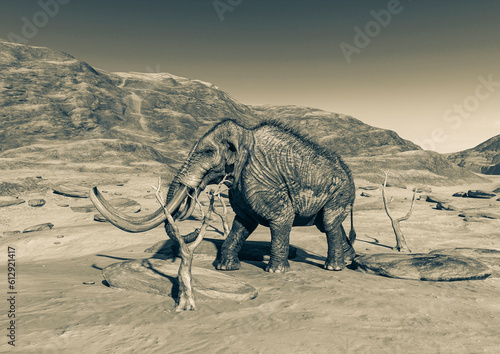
[1,166,499,353]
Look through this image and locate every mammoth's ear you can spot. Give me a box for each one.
[222,136,247,182]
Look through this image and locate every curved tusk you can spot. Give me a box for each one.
[90,185,188,233]
[178,188,200,221]
[177,188,194,221]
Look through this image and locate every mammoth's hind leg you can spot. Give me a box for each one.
[217,215,258,271]
[319,205,350,271]
[340,225,356,263]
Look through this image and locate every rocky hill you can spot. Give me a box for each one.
[446,134,500,175]
[0,41,488,184]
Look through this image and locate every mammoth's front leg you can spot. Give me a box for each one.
[217,215,257,271]
[266,218,294,273]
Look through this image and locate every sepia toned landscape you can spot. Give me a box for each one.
[1,38,499,353]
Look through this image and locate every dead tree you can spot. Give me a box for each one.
[153,179,216,311]
[382,171,416,252]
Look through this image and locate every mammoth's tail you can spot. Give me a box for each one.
[348,203,356,245]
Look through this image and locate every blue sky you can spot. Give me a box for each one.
[1,0,499,152]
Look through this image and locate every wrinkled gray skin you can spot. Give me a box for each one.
[166,119,356,273]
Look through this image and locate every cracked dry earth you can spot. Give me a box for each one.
[1,169,500,353]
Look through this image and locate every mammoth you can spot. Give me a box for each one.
[91,119,356,272]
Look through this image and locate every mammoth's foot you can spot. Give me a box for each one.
[216,257,241,271]
[324,258,346,271]
[266,259,290,273]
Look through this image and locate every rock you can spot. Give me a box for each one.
[93,213,108,222]
[463,216,482,222]
[429,248,500,278]
[58,204,70,207]
[3,231,20,236]
[435,202,456,211]
[145,238,298,261]
[103,259,258,301]
[458,210,500,219]
[353,253,491,281]
[72,197,140,213]
[384,182,407,189]
[28,199,46,207]
[52,183,90,198]
[360,192,373,198]
[466,190,496,199]
[116,183,125,186]
[0,197,25,208]
[359,186,379,191]
[452,192,467,197]
[413,186,432,193]
[23,222,54,233]
[425,195,449,204]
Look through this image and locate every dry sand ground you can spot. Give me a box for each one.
[1,169,500,353]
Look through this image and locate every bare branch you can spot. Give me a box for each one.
[381,172,413,253]
[152,177,215,311]
[382,171,394,221]
[398,189,417,222]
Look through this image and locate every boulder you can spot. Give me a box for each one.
[72,197,140,213]
[52,183,90,198]
[93,213,108,222]
[425,195,449,204]
[28,199,46,207]
[463,216,482,222]
[413,186,432,193]
[452,192,467,197]
[466,190,496,199]
[0,197,25,208]
[145,238,298,261]
[103,259,258,301]
[458,210,499,219]
[435,202,456,211]
[360,192,374,198]
[359,186,379,191]
[429,248,500,278]
[384,182,407,189]
[23,222,54,233]
[353,253,491,281]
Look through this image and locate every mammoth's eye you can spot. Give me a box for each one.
[201,148,215,156]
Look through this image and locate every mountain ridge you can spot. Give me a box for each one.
[0,40,488,185]
[447,134,500,175]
